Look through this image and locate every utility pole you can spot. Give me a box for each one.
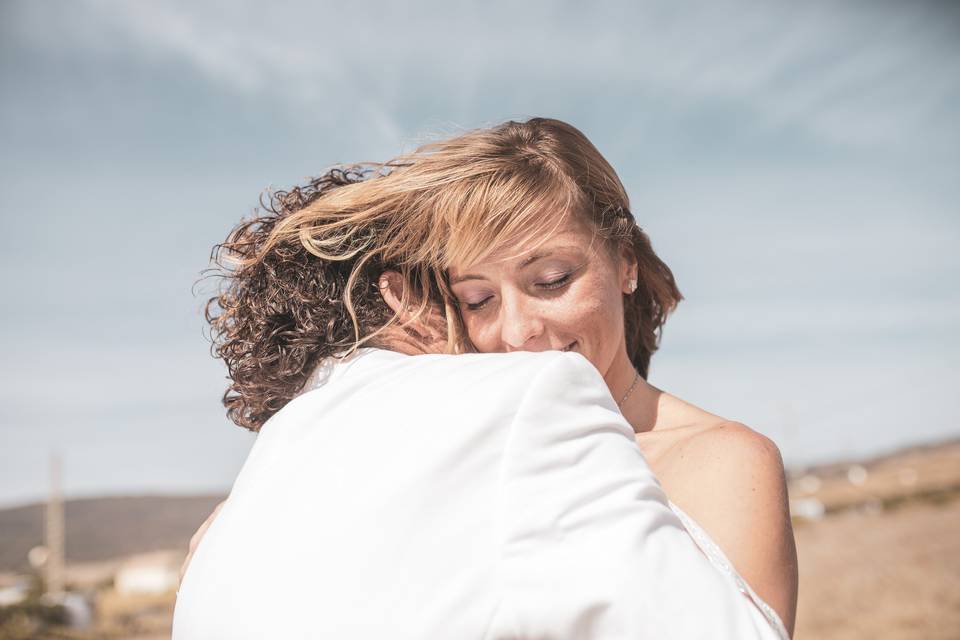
[46,452,65,598]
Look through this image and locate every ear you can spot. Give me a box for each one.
[618,245,639,294]
[378,270,407,317]
[377,269,449,353]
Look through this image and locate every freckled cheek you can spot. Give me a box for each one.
[564,285,621,356]
[576,308,608,350]
[550,296,602,337]
[462,318,499,351]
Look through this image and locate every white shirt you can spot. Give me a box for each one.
[173,347,785,639]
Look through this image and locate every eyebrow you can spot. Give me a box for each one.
[449,247,578,285]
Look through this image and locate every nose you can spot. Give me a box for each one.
[498,288,547,351]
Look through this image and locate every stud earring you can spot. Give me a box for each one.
[627,278,637,293]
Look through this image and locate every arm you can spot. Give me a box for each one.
[668,423,798,636]
[179,500,226,587]
[488,352,787,639]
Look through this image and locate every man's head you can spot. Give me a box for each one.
[204,166,452,432]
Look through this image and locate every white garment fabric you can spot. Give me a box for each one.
[173,347,786,639]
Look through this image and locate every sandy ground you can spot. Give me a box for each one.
[793,496,960,640]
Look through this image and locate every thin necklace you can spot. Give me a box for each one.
[618,369,641,408]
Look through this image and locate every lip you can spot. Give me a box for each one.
[561,341,577,352]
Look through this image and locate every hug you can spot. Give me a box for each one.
[174,117,797,639]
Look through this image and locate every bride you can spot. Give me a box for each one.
[191,117,797,636]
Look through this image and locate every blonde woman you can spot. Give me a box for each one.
[187,118,797,637]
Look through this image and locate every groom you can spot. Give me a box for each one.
[173,272,783,639]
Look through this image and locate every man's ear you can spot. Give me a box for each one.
[377,269,449,353]
[378,270,407,318]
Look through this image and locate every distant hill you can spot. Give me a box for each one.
[0,494,225,572]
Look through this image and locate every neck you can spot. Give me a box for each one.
[605,347,660,434]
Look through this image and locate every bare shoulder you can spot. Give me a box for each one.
[660,421,790,534]
[664,421,799,635]
[683,421,785,481]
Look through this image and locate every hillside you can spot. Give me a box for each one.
[0,494,225,572]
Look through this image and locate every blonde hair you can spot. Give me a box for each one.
[208,117,682,430]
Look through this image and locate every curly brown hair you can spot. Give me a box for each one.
[205,117,682,432]
[203,165,446,431]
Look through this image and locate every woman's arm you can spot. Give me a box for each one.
[668,422,799,636]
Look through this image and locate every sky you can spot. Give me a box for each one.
[1,0,958,507]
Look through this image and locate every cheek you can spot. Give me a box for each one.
[461,316,498,351]
[553,281,615,344]
[558,296,603,331]
[566,277,625,346]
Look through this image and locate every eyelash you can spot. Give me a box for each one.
[538,273,571,290]
[465,300,491,311]
[462,273,572,311]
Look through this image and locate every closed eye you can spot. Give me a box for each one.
[537,273,571,290]
[463,296,492,311]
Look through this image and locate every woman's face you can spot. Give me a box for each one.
[448,215,637,382]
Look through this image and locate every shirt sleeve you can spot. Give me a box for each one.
[485,351,784,640]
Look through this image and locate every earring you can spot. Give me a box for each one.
[627,278,637,293]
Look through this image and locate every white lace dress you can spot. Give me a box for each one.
[668,500,792,640]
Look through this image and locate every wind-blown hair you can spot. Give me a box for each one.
[205,117,682,431]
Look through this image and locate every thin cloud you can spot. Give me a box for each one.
[11,0,957,154]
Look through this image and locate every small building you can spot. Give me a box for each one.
[0,578,30,606]
[114,550,182,595]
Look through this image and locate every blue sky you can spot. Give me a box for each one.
[1,0,958,507]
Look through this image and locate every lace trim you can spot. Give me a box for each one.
[668,500,791,640]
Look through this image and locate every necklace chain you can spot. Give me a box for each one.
[618,369,641,408]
